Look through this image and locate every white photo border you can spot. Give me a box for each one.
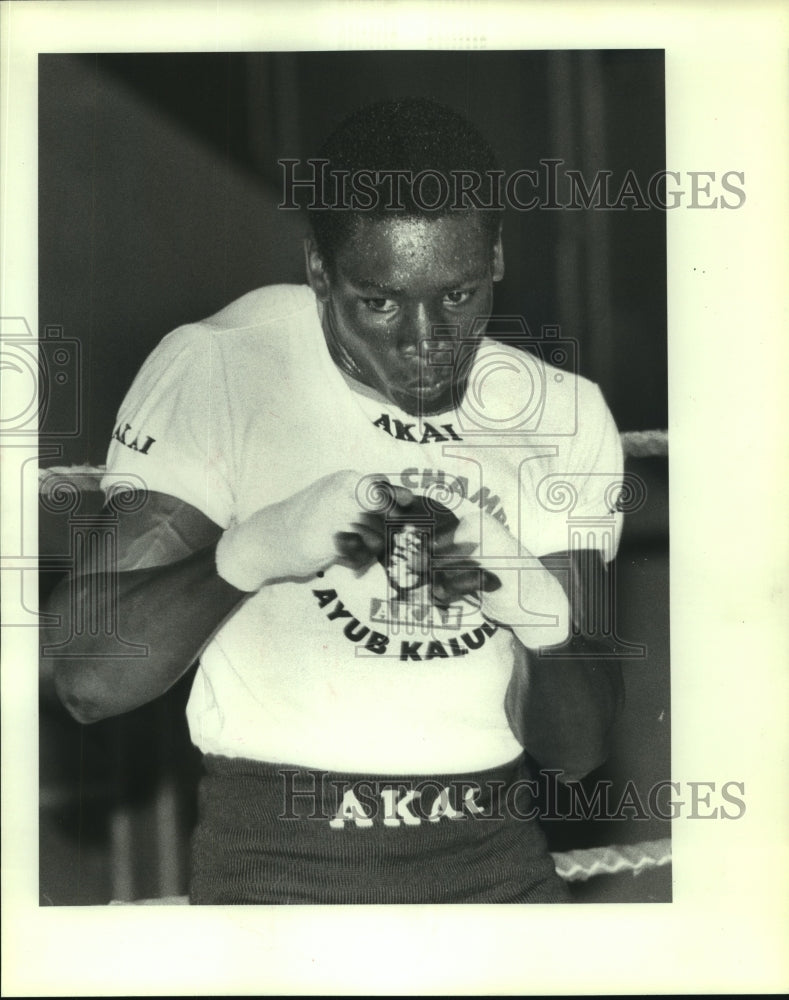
[2,0,788,995]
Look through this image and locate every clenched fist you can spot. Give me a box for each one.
[215,470,413,592]
[440,510,571,649]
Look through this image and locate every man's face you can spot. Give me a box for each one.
[306,214,504,416]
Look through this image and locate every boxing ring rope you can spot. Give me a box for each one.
[37,429,670,495]
[41,430,670,903]
[619,428,668,458]
[552,837,672,883]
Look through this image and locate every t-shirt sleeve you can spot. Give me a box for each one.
[526,380,625,562]
[101,324,235,528]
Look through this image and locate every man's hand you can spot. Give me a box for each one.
[428,510,571,649]
[428,521,501,607]
[215,471,414,592]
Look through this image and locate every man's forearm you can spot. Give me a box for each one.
[509,634,625,782]
[42,545,248,723]
[509,548,625,780]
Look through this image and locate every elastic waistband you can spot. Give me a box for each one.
[201,752,533,825]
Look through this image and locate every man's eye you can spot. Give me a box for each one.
[362,298,397,313]
[443,289,475,306]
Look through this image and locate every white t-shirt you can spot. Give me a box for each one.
[103,284,623,774]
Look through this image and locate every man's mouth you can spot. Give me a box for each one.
[411,381,446,397]
[401,374,450,396]
[391,375,457,416]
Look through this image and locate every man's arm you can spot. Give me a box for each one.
[429,519,623,780]
[507,549,625,782]
[42,471,403,724]
[41,492,248,724]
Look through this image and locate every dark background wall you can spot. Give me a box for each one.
[38,51,669,904]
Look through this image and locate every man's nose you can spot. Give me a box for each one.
[397,302,437,358]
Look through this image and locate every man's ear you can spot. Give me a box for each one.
[304,238,331,300]
[492,227,505,283]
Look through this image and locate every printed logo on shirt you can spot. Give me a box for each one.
[311,488,506,661]
[111,422,156,455]
[372,412,464,444]
[311,585,500,661]
[396,467,508,527]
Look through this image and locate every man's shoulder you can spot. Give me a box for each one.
[476,337,597,391]
[473,336,605,435]
[136,284,317,384]
[202,284,316,335]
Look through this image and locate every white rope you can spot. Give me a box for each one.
[39,430,668,496]
[620,429,668,458]
[552,837,672,882]
[38,464,103,492]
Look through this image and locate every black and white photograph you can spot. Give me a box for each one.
[2,1,788,995]
[36,46,670,909]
